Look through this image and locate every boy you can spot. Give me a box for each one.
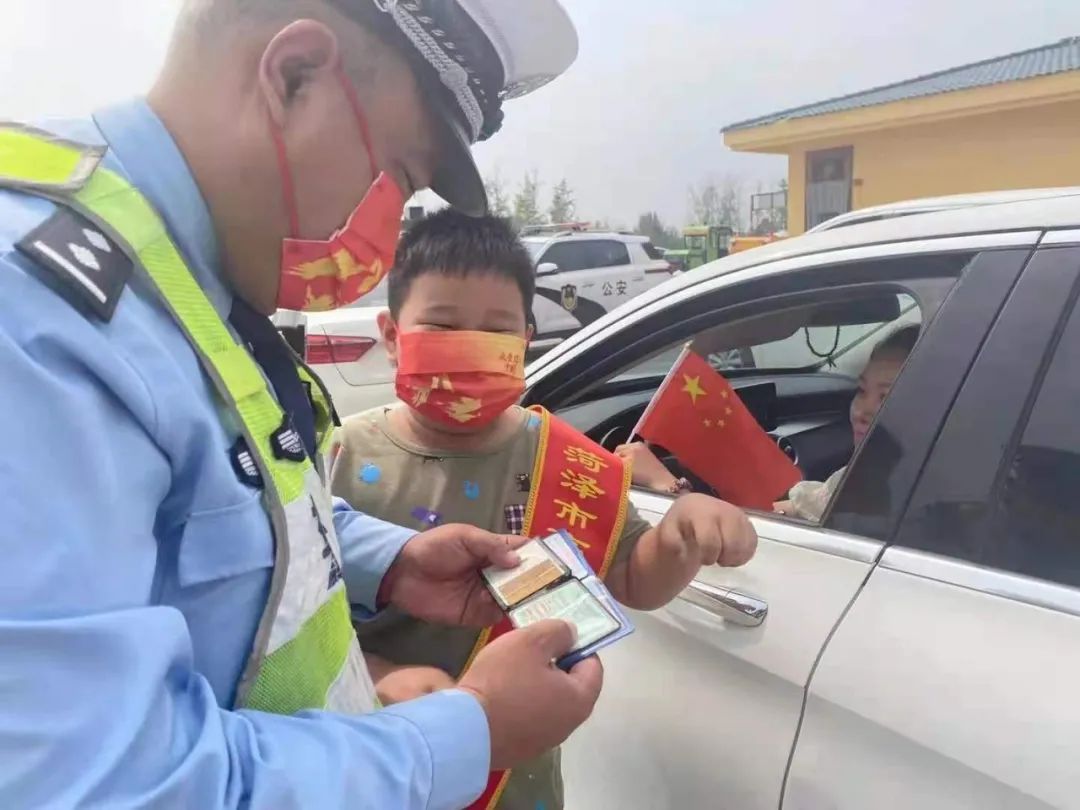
[331,210,757,810]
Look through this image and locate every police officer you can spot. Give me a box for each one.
[0,2,599,808]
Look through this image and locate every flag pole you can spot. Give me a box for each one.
[630,343,693,440]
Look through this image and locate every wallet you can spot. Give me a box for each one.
[482,530,634,670]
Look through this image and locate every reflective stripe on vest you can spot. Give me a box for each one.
[0,122,376,716]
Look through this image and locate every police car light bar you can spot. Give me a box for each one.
[519,221,592,236]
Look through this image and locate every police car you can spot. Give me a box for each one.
[520,224,673,349]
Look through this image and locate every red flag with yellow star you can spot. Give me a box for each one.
[633,347,801,509]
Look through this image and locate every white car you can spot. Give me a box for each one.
[520,227,673,349]
[807,186,1080,233]
[516,193,1080,809]
[275,280,395,418]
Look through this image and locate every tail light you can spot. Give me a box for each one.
[305,334,377,364]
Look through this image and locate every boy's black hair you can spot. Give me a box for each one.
[871,323,920,361]
[388,209,536,319]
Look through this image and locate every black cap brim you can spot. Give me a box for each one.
[428,96,488,217]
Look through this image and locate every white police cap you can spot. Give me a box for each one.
[331,0,579,215]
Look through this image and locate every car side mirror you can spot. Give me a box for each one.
[537,262,559,276]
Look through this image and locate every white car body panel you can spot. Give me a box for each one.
[787,555,1080,809]
[531,289,581,337]
[806,187,1080,234]
[303,304,397,416]
[564,494,882,810]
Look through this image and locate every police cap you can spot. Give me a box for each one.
[328,0,579,215]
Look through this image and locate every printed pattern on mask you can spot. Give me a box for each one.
[395,330,527,429]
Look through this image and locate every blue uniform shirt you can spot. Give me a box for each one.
[0,100,489,809]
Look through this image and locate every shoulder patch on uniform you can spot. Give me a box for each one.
[15,208,131,321]
[271,416,308,463]
[229,437,264,489]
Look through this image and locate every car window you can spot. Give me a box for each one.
[585,240,631,269]
[642,242,665,260]
[617,294,919,377]
[995,312,1080,589]
[528,250,984,523]
[541,241,592,273]
[523,240,548,262]
[612,291,922,518]
[888,249,1080,588]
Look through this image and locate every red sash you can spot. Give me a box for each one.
[462,405,632,809]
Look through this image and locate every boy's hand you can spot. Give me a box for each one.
[614,442,678,491]
[657,494,757,567]
[611,495,758,610]
[375,665,457,705]
[379,524,527,626]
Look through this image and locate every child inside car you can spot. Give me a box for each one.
[617,324,920,522]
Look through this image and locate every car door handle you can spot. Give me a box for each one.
[678,581,768,627]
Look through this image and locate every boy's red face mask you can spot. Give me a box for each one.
[395,330,527,429]
[272,68,405,312]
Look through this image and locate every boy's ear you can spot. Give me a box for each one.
[377,310,399,367]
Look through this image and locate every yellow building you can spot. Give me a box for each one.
[723,37,1080,234]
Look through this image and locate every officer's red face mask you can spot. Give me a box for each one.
[395,330,527,430]
[271,68,405,312]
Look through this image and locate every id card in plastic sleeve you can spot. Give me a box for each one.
[481,537,569,610]
[482,530,634,670]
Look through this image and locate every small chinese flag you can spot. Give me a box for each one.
[633,347,802,509]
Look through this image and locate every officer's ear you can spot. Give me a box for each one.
[378,310,400,368]
[259,20,342,125]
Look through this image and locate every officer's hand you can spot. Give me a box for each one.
[458,620,604,771]
[378,524,527,626]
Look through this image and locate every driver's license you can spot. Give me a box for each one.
[509,579,620,649]
[482,538,568,609]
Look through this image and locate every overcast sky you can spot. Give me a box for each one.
[3,1,1079,226]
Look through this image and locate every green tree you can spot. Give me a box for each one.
[717,183,743,232]
[688,181,720,226]
[548,178,577,223]
[484,173,512,219]
[512,171,545,230]
[636,211,681,249]
[689,176,744,231]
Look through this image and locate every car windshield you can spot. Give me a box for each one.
[523,240,548,262]
[642,242,665,260]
